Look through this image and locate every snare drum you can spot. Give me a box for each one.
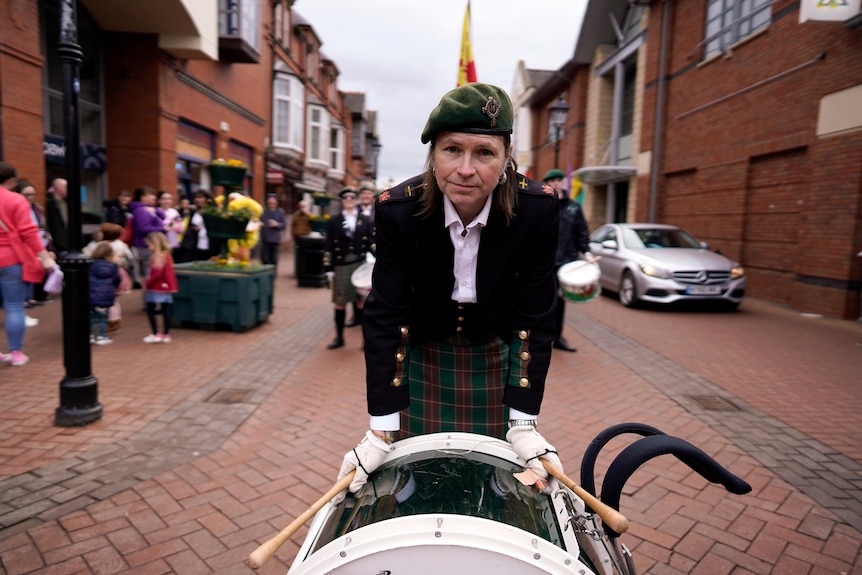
[288,433,612,575]
[350,261,374,298]
[557,260,602,303]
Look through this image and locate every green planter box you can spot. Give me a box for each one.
[173,263,275,332]
[209,165,247,187]
[202,213,249,239]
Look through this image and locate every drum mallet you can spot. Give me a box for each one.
[541,459,630,535]
[245,470,356,570]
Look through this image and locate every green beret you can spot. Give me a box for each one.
[421,83,513,144]
[339,186,358,198]
[542,168,566,181]
[358,183,376,193]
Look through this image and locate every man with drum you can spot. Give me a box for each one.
[542,168,591,353]
[337,82,565,497]
[324,187,374,349]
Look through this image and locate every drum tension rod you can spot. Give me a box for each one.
[557,491,603,541]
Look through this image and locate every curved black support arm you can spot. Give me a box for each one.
[600,434,752,538]
[580,422,667,497]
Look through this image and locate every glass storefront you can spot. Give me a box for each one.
[40,0,105,217]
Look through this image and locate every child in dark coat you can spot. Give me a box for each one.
[89,242,121,345]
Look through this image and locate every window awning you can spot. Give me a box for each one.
[572,165,637,185]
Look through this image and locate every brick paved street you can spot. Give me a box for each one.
[1,253,861,574]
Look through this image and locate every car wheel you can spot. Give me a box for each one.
[619,271,639,308]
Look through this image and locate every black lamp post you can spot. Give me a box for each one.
[54,0,103,427]
[548,96,570,169]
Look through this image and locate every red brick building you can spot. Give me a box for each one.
[0,0,379,224]
[520,0,862,319]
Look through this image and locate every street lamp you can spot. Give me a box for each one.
[548,96,570,169]
[369,138,383,187]
[55,0,102,427]
[370,139,382,184]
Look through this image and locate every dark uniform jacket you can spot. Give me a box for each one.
[363,173,560,418]
[555,197,590,266]
[45,196,67,253]
[324,210,374,270]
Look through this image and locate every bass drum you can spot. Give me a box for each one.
[557,260,602,303]
[288,433,613,575]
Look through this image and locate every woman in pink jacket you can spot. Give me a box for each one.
[0,163,56,366]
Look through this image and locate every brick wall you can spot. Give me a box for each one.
[639,0,862,318]
[0,0,47,197]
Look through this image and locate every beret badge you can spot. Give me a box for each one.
[482,96,501,127]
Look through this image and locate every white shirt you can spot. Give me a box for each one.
[443,193,492,303]
[342,209,357,235]
[370,192,534,431]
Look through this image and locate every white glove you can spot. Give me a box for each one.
[506,425,564,481]
[335,431,394,501]
[583,251,594,262]
[325,271,335,282]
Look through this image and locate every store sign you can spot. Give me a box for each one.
[799,0,860,22]
[266,169,284,183]
[43,135,107,171]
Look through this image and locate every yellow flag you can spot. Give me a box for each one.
[457,2,477,86]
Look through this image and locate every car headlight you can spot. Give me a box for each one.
[731,266,745,279]
[640,264,672,279]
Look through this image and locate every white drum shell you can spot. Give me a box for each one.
[557,260,602,303]
[350,261,374,297]
[287,433,612,575]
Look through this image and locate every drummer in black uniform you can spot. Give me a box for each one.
[324,186,374,349]
[336,82,565,496]
[543,168,592,353]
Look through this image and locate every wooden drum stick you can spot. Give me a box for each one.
[541,459,630,535]
[245,470,356,570]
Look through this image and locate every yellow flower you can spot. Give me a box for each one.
[211,158,249,169]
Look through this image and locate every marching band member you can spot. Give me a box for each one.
[338,83,564,496]
[324,186,373,349]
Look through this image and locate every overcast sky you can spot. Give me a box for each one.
[294,0,587,187]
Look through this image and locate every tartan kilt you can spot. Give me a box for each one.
[400,332,509,440]
[331,259,363,305]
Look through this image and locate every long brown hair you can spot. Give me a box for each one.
[417,135,519,224]
[145,231,172,267]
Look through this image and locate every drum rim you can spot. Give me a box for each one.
[557,260,601,282]
[289,433,600,575]
[288,513,591,575]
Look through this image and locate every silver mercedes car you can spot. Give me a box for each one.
[588,223,746,309]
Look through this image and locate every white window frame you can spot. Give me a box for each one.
[704,0,771,59]
[307,104,329,167]
[272,72,304,153]
[329,125,345,175]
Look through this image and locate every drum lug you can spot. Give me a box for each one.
[558,490,604,541]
